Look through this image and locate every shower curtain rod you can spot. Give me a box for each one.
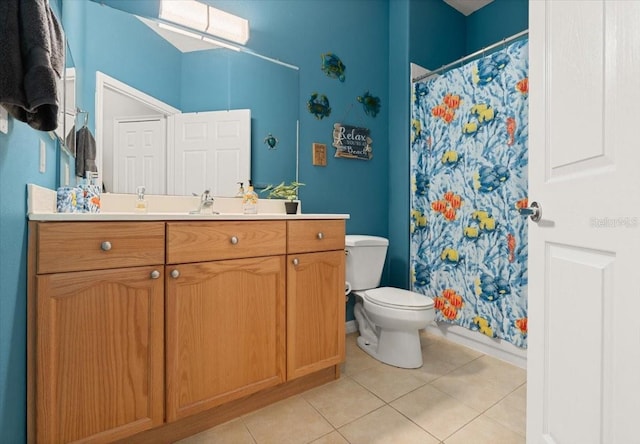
[412,29,529,83]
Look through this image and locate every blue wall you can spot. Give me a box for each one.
[0,0,526,441]
[0,113,59,444]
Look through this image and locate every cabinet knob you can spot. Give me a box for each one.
[317,232,324,240]
[150,270,160,279]
[101,241,112,251]
[292,258,299,266]
[230,236,239,245]
[171,269,180,279]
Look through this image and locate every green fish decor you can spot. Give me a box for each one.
[264,133,278,150]
[357,91,381,117]
[307,93,331,120]
[321,53,346,82]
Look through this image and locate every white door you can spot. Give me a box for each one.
[169,109,250,197]
[113,118,166,195]
[527,2,640,443]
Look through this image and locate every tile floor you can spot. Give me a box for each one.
[177,331,527,444]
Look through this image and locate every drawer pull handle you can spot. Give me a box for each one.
[292,258,299,266]
[171,269,180,279]
[317,232,324,240]
[150,270,160,279]
[230,236,239,245]
[101,241,112,251]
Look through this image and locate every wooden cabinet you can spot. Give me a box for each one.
[165,256,286,421]
[29,222,165,443]
[286,220,345,380]
[165,221,287,421]
[28,217,345,442]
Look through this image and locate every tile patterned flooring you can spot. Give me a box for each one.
[177,331,527,444]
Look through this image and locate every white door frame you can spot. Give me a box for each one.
[95,71,180,189]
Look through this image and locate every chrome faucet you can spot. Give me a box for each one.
[190,189,218,214]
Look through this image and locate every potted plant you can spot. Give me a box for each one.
[261,181,305,214]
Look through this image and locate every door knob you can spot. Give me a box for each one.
[171,269,180,278]
[519,201,542,222]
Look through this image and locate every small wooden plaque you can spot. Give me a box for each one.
[312,143,327,166]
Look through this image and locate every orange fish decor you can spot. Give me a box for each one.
[431,93,461,124]
[443,93,462,109]
[515,198,528,210]
[442,288,464,309]
[431,200,447,213]
[507,233,516,263]
[506,117,516,146]
[442,305,458,321]
[431,104,447,118]
[433,296,446,311]
[515,317,528,334]
[515,78,529,95]
[432,191,463,222]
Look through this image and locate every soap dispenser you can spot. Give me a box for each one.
[242,180,258,214]
[135,186,148,213]
[236,182,245,198]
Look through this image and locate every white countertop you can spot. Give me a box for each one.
[28,212,349,221]
[27,184,349,222]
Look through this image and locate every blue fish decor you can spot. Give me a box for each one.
[264,133,278,150]
[307,93,331,120]
[356,91,381,117]
[321,53,346,82]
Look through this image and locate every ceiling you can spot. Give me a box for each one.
[444,0,494,16]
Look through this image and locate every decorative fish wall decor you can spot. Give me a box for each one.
[321,53,346,82]
[356,91,381,117]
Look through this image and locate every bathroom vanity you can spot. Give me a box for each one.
[27,212,347,443]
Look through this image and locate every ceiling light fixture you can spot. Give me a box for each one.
[159,0,250,45]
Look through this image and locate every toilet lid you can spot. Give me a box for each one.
[363,287,434,310]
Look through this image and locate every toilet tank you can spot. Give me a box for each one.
[345,235,389,291]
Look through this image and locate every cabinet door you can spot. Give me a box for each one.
[287,250,345,380]
[166,256,286,421]
[36,266,164,444]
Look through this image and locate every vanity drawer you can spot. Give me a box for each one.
[37,222,165,274]
[287,220,345,253]
[166,221,286,264]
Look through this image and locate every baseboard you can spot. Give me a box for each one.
[345,320,358,334]
[425,323,527,369]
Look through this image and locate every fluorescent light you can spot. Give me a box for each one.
[159,0,250,45]
[159,0,208,32]
[158,22,202,40]
[207,7,249,45]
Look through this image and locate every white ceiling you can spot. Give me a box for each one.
[444,0,494,16]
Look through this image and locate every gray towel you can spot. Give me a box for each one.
[75,126,97,178]
[0,0,64,131]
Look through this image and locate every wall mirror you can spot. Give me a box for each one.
[61,0,299,197]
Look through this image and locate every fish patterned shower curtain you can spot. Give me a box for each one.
[410,39,529,348]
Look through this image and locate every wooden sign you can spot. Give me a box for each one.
[332,123,373,160]
[312,143,327,166]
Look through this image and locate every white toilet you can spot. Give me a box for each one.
[346,235,435,369]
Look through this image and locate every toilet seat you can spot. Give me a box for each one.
[362,287,434,310]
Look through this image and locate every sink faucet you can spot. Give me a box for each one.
[190,189,219,214]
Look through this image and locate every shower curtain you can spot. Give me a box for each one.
[410,39,529,348]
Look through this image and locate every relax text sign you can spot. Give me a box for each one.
[332,123,373,160]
